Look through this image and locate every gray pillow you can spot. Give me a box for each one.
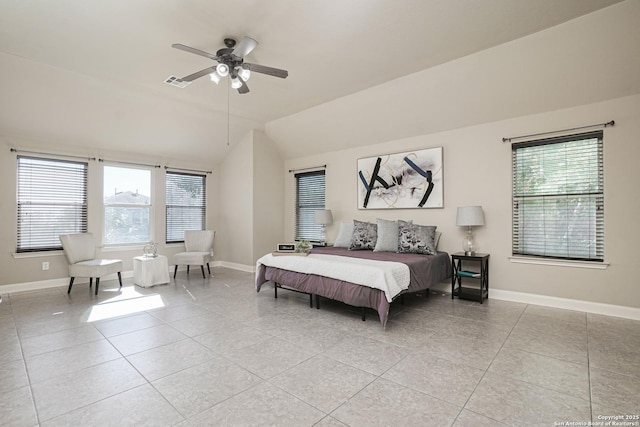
[374,218,400,252]
[349,220,377,250]
[333,221,354,248]
[397,220,437,255]
[374,219,414,252]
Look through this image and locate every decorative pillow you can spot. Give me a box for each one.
[349,220,377,250]
[373,218,412,252]
[333,221,354,248]
[397,220,437,255]
[434,231,442,249]
[373,218,398,252]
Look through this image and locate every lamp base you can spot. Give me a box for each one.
[462,227,477,256]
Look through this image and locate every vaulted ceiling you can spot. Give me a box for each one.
[0,0,627,165]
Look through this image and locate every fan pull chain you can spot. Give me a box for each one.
[227,79,230,146]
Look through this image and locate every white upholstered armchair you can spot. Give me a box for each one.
[173,230,215,279]
[59,233,123,295]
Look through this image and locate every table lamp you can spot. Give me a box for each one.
[456,206,485,255]
[314,209,333,246]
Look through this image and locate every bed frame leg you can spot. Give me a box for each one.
[361,307,366,321]
[274,283,278,299]
[316,295,320,310]
[309,293,313,307]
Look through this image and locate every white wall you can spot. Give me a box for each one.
[216,129,285,268]
[252,131,284,262]
[283,94,640,309]
[216,132,254,266]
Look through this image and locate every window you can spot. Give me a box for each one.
[295,170,325,242]
[512,131,604,261]
[166,171,206,243]
[103,165,152,245]
[17,156,88,252]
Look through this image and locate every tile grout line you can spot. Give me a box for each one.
[453,302,529,427]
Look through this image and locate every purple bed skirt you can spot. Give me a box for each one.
[256,247,451,327]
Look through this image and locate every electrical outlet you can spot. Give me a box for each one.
[42,261,49,270]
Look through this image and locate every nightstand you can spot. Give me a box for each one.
[451,252,489,303]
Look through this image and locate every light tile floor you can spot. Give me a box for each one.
[1,268,639,427]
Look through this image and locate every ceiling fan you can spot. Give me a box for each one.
[171,37,288,94]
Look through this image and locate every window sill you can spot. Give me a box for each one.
[165,242,185,248]
[509,256,609,270]
[12,251,65,259]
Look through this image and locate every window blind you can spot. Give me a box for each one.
[295,170,325,241]
[512,131,604,261]
[17,156,88,252]
[166,171,206,243]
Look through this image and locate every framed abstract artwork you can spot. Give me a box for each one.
[357,146,443,209]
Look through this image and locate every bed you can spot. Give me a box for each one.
[255,246,451,327]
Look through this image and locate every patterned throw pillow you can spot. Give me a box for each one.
[397,220,437,255]
[349,220,377,250]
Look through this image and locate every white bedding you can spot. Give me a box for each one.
[256,253,410,302]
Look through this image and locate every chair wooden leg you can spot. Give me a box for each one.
[117,272,123,288]
[200,265,205,278]
[187,266,190,275]
[67,277,75,294]
[206,263,211,275]
[95,277,100,295]
[174,265,178,278]
[89,277,93,289]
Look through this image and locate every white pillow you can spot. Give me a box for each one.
[333,221,354,248]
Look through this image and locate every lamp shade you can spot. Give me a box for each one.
[456,206,485,227]
[238,67,251,81]
[230,77,242,89]
[209,72,221,84]
[314,209,333,225]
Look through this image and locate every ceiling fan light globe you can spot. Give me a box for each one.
[230,77,242,89]
[209,72,221,84]
[216,63,229,77]
[238,68,251,81]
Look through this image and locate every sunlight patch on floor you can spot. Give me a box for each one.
[86,293,165,322]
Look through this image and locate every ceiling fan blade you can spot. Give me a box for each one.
[181,66,216,82]
[243,63,288,79]
[172,43,218,61]
[232,37,258,58]
[237,79,250,94]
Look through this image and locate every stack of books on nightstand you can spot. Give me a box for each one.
[457,270,480,278]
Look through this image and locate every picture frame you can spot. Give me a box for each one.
[276,243,296,252]
[357,146,443,209]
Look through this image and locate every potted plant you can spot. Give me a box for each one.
[295,240,312,253]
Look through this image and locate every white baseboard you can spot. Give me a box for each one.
[429,282,640,320]
[212,260,255,273]
[0,271,134,295]
[488,289,640,321]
